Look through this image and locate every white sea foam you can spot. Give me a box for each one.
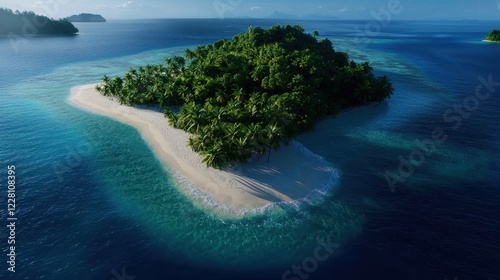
[170,140,340,218]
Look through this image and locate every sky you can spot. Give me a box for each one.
[1,0,500,20]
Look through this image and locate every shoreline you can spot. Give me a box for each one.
[482,40,500,43]
[68,84,338,214]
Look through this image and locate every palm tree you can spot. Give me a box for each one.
[215,107,228,121]
[233,87,246,102]
[225,123,242,143]
[98,75,111,96]
[234,136,251,161]
[164,109,178,127]
[201,142,226,169]
[246,123,266,161]
[265,123,284,162]
[187,136,204,152]
[215,90,226,104]
[186,103,206,134]
[173,56,186,74]
[185,49,195,61]
[166,56,186,75]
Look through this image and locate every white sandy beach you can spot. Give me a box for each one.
[482,40,500,43]
[69,85,336,212]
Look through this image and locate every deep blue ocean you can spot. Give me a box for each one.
[0,19,499,280]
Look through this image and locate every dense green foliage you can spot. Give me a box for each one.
[486,30,500,42]
[97,25,393,169]
[0,8,78,35]
[66,13,106,23]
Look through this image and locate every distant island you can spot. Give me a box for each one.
[95,25,393,169]
[485,30,500,42]
[66,13,106,23]
[0,8,78,35]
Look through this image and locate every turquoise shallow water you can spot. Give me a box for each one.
[0,20,499,280]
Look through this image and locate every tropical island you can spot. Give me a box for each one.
[95,25,393,169]
[0,8,78,35]
[66,13,106,23]
[70,25,392,211]
[485,29,500,42]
